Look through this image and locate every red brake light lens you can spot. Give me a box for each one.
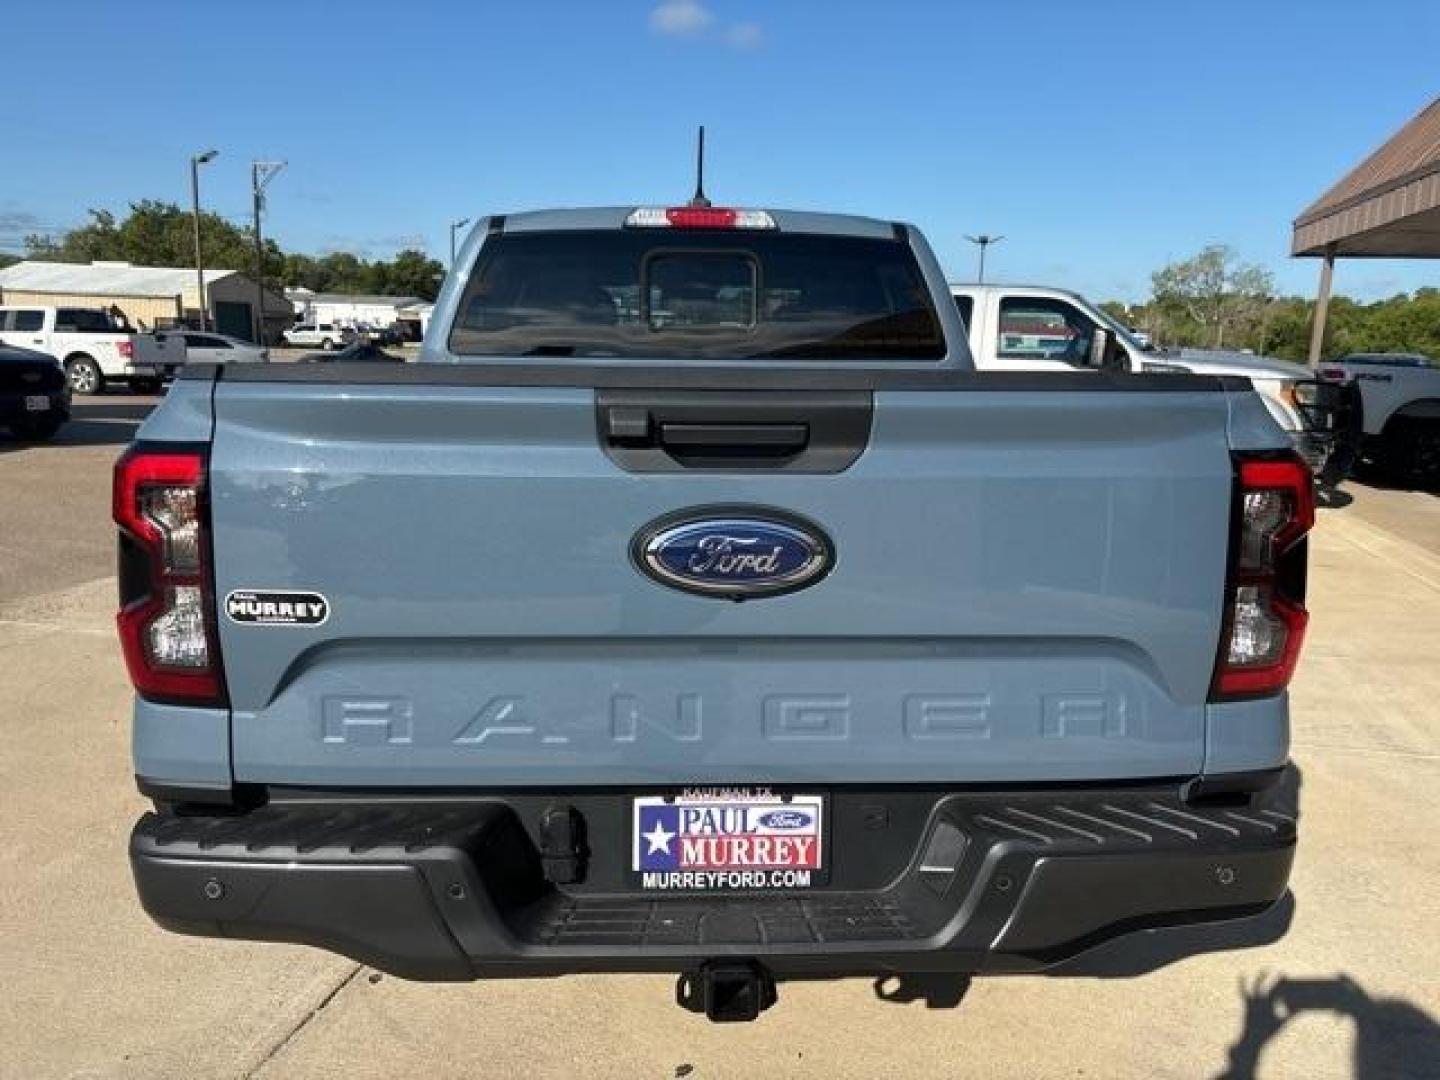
[117,340,134,359]
[1211,454,1313,700]
[1234,460,1314,572]
[665,207,738,229]
[625,207,777,230]
[113,448,225,705]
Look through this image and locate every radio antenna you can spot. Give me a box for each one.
[689,126,711,208]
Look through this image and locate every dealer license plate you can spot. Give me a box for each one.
[24,396,49,412]
[632,791,823,890]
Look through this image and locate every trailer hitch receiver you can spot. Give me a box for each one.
[677,960,778,1022]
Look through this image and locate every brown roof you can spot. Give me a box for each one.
[1292,96,1440,257]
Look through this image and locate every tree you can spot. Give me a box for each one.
[384,249,444,301]
[278,248,443,301]
[22,199,444,301]
[1099,300,1134,325]
[1151,245,1274,348]
[24,200,284,283]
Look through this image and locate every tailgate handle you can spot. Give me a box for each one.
[660,422,809,451]
[598,391,872,473]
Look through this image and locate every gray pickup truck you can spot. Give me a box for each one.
[118,205,1309,1021]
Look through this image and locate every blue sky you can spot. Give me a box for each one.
[3,0,1437,302]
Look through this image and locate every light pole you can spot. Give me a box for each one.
[449,218,471,268]
[250,160,286,343]
[964,234,1005,284]
[190,150,218,330]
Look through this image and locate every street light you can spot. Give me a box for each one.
[190,150,219,331]
[964,234,1005,284]
[251,160,286,343]
[450,217,471,268]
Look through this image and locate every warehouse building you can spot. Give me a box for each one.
[0,260,292,343]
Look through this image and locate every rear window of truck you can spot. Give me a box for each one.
[56,308,119,333]
[448,230,945,361]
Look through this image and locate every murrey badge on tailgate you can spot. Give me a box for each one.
[633,508,832,599]
[225,590,329,626]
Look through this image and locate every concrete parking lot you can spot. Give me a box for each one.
[1,395,1437,1079]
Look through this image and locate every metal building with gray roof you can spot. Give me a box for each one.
[0,260,292,342]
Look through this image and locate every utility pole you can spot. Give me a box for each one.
[251,160,286,344]
[964,234,1004,284]
[190,150,218,331]
[449,218,471,268]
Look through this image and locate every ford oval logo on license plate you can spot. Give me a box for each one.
[634,508,833,599]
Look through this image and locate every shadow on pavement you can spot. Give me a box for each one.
[1213,973,1440,1080]
[1350,460,1439,497]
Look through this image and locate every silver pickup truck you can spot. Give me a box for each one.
[119,205,1308,1021]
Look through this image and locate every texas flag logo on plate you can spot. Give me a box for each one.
[633,793,823,890]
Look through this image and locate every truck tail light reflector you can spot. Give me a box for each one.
[625,207,777,230]
[113,447,226,705]
[1211,454,1313,700]
[117,340,134,359]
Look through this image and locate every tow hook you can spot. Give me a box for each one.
[677,960,778,1022]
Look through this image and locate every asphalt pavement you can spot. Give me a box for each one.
[1,391,1437,1078]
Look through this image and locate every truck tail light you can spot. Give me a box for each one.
[117,340,134,359]
[625,207,777,230]
[113,446,226,705]
[1211,454,1314,700]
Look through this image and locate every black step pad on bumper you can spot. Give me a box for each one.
[131,771,1297,980]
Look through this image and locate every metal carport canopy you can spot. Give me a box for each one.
[1292,95,1440,362]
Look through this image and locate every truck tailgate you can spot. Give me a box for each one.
[208,379,1234,786]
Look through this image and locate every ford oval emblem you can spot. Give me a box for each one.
[757,810,812,830]
[634,508,833,599]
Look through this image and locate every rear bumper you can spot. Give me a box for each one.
[122,363,182,380]
[130,769,1297,981]
[0,389,70,424]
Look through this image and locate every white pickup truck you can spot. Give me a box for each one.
[950,284,1347,475]
[1318,353,1439,483]
[0,305,183,394]
[281,321,353,351]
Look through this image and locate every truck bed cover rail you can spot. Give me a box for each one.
[182,361,1249,393]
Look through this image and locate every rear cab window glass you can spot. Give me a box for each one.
[449,230,944,361]
[56,308,117,333]
[996,297,1096,365]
